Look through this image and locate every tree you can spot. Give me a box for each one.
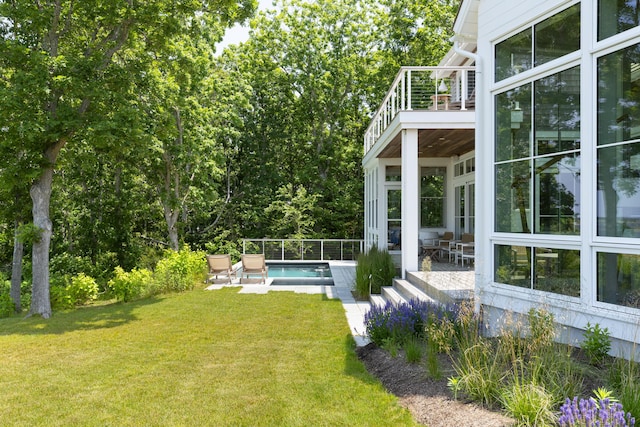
[0,0,255,318]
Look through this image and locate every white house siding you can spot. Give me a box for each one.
[473,0,640,359]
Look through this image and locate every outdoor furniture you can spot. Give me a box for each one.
[241,254,269,283]
[452,233,475,265]
[206,254,237,284]
[421,244,441,262]
[437,231,455,260]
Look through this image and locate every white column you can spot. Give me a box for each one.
[401,129,420,277]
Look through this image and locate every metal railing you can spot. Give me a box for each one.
[364,66,476,155]
[242,239,364,261]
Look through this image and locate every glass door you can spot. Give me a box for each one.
[454,182,475,237]
[387,187,402,250]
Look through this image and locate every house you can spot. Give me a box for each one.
[363,0,640,358]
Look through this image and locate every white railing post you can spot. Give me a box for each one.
[407,69,412,110]
[461,69,467,110]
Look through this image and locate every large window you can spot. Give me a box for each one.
[495,67,581,235]
[495,244,580,296]
[597,44,640,238]
[598,0,640,41]
[495,4,580,82]
[420,167,446,227]
[598,252,640,308]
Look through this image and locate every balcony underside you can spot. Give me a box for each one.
[364,110,475,163]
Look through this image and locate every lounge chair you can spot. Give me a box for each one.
[206,254,237,284]
[241,254,269,284]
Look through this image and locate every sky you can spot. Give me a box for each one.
[216,0,276,52]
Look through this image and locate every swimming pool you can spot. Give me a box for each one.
[265,262,334,286]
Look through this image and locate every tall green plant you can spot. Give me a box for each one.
[154,246,206,293]
[354,245,396,297]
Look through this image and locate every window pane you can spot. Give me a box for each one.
[420,167,446,227]
[597,142,640,237]
[598,0,640,41]
[496,160,531,233]
[535,154,581,235]
[495,244,531,288]
[598,252,640,308]
[496,85,532,162]
[495,28,532,82]
[534,248,580,296]
[597,43,640,146]
[386,166,401,181]
[534,4,580,67]
[535,67,581,155]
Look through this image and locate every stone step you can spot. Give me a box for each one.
[381,286,407,306]
[393,278,435,303]
[369,294,386,307]
[406,271,473,304]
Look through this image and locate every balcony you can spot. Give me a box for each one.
[364,66,476,158]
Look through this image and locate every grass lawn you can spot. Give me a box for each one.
[0,287,417,426]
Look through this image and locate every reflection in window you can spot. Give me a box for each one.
[534,66,581,155]
[495,4,580,82]
[534,4,580,67]
[598,252,640,308]
[496,160,531,233]
[495,28,532,82]
[534,248,580,296]
[536,154,581,235]
[598,0,640,41]
[597,44,640,147]
[495,244,531,288]
[597,143,640,237]
[496,85,532,162]
[420,167,446,227]
[495,245,580,296]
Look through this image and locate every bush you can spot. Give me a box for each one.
[107,267,154,302]
[154,246,205,293]
[364,299,458,346]
[50,273,99,310]
[582,322,611,366]
[0,280,17,318]
[354,245,396,297]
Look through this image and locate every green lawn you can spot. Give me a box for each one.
[0,287,417,426]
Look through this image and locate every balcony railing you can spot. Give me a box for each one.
[242,239,364,261]
[364,66,476,155]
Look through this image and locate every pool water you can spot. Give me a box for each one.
[265,262,333,285]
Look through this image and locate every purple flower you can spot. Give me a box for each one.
[558,396,635,427]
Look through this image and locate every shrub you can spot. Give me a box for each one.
[50,273,99,309]
[0,280,17,318]
[107,267,154,302]
[154,246,206,293]
[67,273,99,305]
[582,322,612,366]
[364,299,457,346]
[558,397,635,427]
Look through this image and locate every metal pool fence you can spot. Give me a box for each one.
[241,239,364,261]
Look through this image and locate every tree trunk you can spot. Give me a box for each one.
[10,222,23,313]
[164,206,180,251]
[28,143,63,318]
